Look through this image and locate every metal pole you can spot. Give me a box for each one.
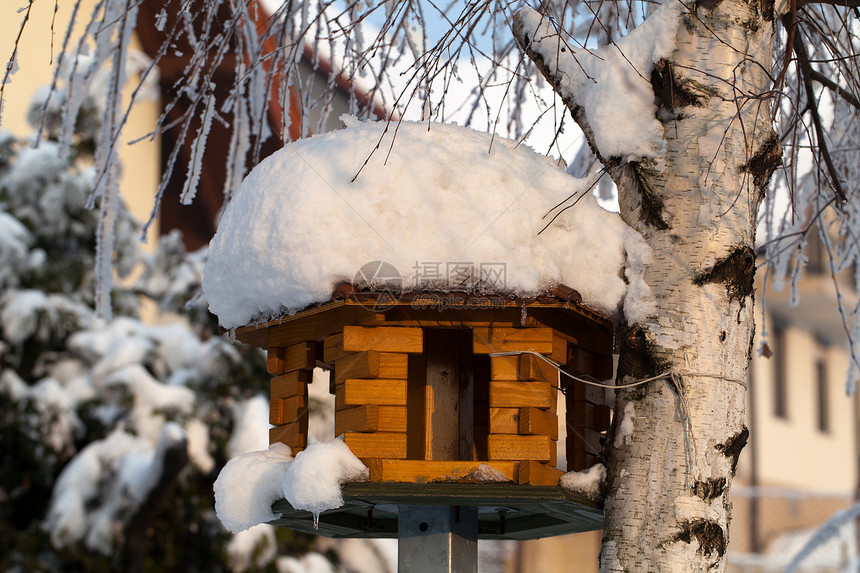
[397,505,478,573]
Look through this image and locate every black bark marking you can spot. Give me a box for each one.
[631,164,670,230]
[691,477,726,501]
[715,426,749,474]
[697,0,723,11]
[651,60,711,114]
[693,246,756,303]
[741,132,782,199]
[616,325,665,397]
[675,519,726,557]
[759,0,775,21]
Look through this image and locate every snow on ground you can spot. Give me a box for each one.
[204,117,651,329]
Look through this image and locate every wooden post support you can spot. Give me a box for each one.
[398,506,478,573]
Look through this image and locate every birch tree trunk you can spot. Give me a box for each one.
[515,0,782,570]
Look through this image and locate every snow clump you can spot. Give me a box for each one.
[203,118,652,329]
[560,463,606,500]
[214,438,369,533]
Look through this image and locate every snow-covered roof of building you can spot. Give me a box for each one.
[202,117,651,330]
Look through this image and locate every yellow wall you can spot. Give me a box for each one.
[738,312,857,493]
[0,0,160,245]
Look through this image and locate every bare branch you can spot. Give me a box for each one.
[793,33,849,203]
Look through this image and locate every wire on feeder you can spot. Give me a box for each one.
[487,351,748,392]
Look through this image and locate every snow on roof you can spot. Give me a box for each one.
[203,117,651,329]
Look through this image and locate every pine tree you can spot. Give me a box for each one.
[0,90,317,573]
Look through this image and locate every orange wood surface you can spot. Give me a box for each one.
[550,335,568,365]
[487,434,554,463]
[343,432,408,459]
[489,407,520,434]
[270,395,307,426]
[335,379,408,408]
[519,407,558,440]
[472,327,554,354]
[269,419,308,450]
[280,342,316,373]
[342,326,423,353]
[323,332,350,362]
[267,346,286,374]
[517,460,564,486]
[334,405,408,434]
[424,331,461,461]
[271,370,312,400]
[367,459,518,483]
[488,381,555,409]
[333,351,409,383]
[334,351,379,382]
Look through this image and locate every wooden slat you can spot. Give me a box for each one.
[342,326,423,353]
[335,379,408,408]
[267,346,286,374]
[377,406,408,432]
[323,333,350,362]
[491,354,562,385]
[281,342,316,373]
[334,351,380,382]
[568,402,612,431]
[406,351,427,460]
[567,345,615,382]
[379,352,409,379]
[336,404,378,433]
[472,327,554,354]
[487,434,553,463]
[489,407,520,434]
[270,395,307,426]
[567,381,607,406]
[425,330,460,460]
[517,461,564,486]
[271,370,312,400]
[238,303,383,349]
[367,460,518,483]
[519,407,558,440]
[567,426,604,470]
[269,419,308,450]
[489,381,554,409]
[343,432,407,459]
[334,351,409,382]
[335,405,407,434]
[550,336,568,365]
[568,451,600,473]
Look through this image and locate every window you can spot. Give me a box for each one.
[816,349,830,433]
[773,324,787,419]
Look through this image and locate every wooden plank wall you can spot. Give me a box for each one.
[268,341,316,453]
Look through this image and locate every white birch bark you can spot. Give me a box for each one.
[514,0,781,570]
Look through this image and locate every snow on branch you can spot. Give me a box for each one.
[512,2,682,163]
[784,499,860,573]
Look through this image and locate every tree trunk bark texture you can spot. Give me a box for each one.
[517,0,782,570]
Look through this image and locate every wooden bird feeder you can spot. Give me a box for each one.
[234,285,614,540]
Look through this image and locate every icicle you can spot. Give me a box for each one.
[312,512,320,530]
[180,86,216,205]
